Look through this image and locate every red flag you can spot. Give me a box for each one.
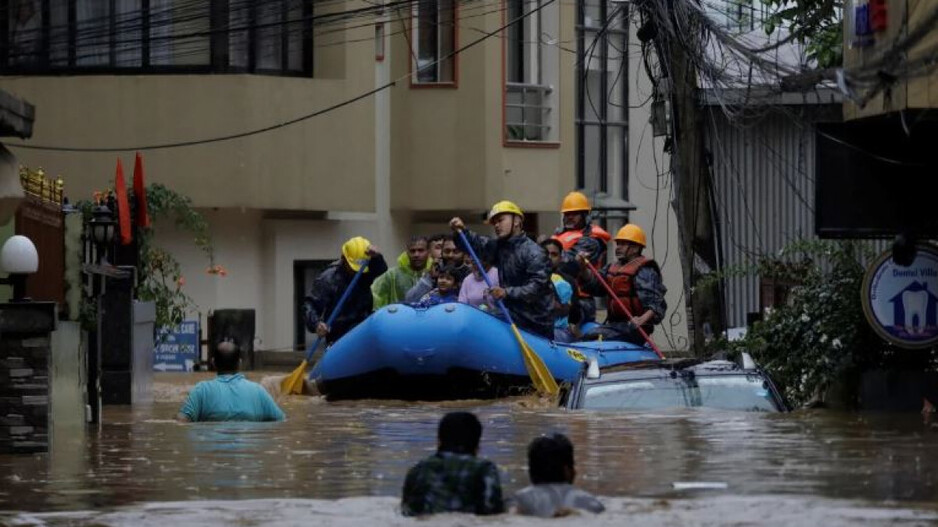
[114,159,132,245]
[133,152,150,228]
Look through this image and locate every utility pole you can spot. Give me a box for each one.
[639,0,724,354]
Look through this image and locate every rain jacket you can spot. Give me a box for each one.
[302,254,388,344]
[457,230,554,338]
[371,252,433,309]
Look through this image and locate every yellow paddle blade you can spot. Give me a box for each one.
[280,359,309,396]
[510,325,559,396]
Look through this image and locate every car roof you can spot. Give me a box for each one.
[585,358,762,383]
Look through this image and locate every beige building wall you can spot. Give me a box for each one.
[391,0,576,215]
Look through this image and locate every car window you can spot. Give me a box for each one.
[692,375,779,412]
[580,373,780,412]
[581,378,688,410]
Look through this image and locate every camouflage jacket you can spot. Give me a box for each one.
[401,451,505,516]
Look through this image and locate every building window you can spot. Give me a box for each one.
[0,0,313,76]
[505,0,558,143]
[412,0,455,84]
[576,0,627,193]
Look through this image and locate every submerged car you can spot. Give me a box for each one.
[563,353,788,412]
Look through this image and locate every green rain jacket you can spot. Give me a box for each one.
[371,252,433,309]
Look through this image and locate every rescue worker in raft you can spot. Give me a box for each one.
[551,191,611,326]
[577,224,667,345]
[449,201,554,339]
[302,236,388,345]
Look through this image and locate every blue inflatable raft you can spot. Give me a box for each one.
[311,303,661,400]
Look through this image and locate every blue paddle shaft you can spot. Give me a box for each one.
[457,229,515,326]
[305,259,369,361]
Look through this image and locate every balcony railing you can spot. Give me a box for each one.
[506,82,552,141]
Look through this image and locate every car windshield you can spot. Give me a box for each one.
[580,373,780,412]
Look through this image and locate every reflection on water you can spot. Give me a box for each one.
[1,372,938,523]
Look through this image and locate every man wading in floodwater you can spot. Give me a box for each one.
[401,412,505,516]
[177,341,285,422]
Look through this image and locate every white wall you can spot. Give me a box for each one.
[627,21,690,352]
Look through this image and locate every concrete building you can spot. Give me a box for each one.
[0,0,691,353]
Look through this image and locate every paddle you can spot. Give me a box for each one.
[280,259,370,395]
[457,229,559,396]
[580,257,665,359]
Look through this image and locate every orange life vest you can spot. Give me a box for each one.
[553,224,612,251]
[606,256,659,321]
[554,225,612,299]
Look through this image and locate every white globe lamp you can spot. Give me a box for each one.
[0,235,39,301]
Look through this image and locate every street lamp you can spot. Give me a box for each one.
[0,235,39,302]
[88,203,116,264]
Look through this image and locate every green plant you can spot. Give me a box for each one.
[135,184,215,331]
[739,240,878,406]
[763,0,843,68]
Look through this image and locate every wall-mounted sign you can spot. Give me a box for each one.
[154,320,200,372]
[862,244,938,349]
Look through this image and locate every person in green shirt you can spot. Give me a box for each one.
[371,236,433,308]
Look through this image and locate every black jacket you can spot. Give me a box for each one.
[458,230,554,338]
[302,255,388,344]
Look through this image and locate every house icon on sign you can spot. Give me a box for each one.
[888,281,938,333]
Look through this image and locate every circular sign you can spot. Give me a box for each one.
[862,244,938,349]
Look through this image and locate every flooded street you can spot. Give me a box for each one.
[2,372,938,525]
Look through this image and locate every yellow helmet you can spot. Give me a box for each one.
[341,236,371,272]
[615,224,646,247]
[560,191,591,213]
[488,200,524,223]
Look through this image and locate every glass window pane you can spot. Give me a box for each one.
[415,0,438,82]
[49,0,68,66]
[606,32,625,123]
[115,0,142,67]
[583,125,601,191]
[76,0,110,66]
[151,0,209,66]
[286,0,304,72]
[583,0,600,29]
[607,126,624,190]
[438,0,454,81]
[229,1,249,69]
[256,1,283,70]
[506,0,523,83]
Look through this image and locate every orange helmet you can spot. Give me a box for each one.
[560,191,591,213]
[615,224,646,247]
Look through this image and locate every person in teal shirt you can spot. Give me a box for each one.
[177,341,285,422]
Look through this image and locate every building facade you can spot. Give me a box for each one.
[0,0,588,353]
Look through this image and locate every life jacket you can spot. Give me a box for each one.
[553,224,612,251]
[554,224,612,298]
[606,256,660,321]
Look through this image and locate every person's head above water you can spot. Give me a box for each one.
[213,340,241,374]
[527,433,576,485]
[437,411,483,455]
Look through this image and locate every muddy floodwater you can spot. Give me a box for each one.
[2,372,938,526]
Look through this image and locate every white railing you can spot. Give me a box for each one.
[506,82,553,141]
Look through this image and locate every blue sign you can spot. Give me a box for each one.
[862,245,938,349]
[154,320,200,372]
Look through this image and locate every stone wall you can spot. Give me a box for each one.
[0,302,55,454]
